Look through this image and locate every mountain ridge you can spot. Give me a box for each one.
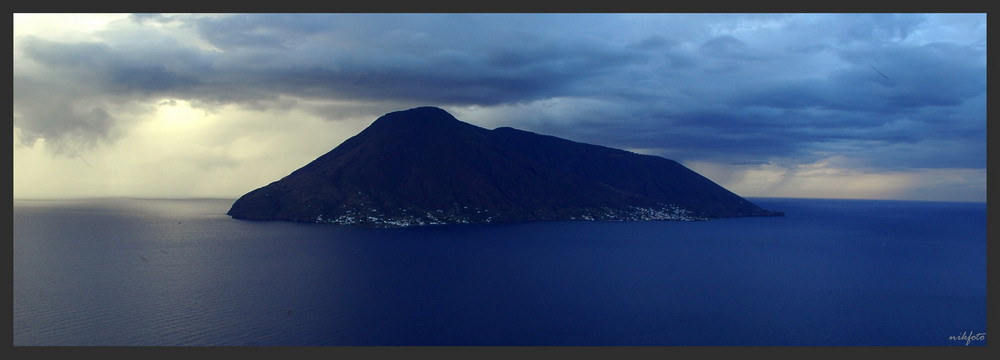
[227,106,783,227]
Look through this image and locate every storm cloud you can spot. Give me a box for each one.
[12,13,987,201]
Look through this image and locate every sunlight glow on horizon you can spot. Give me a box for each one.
[685,160,987,203]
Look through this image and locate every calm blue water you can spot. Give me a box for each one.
[12,197,986,346]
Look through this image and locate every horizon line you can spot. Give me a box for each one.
[11,195,988,204]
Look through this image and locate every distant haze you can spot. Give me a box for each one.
[13,13,986,202]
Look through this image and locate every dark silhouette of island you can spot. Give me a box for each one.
[228,106,782,227]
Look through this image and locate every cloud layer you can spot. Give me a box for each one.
[13,13,987,201]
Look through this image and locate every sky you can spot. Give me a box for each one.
[12,13,987,202]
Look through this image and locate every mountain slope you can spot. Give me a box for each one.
[227,106,782,226]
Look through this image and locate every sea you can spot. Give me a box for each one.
[12,197,987,346]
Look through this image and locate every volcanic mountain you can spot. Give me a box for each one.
[227,106,782,226]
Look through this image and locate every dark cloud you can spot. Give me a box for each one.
[830,13,928,44]
[107,65,202,94]
[14,34,210,153]
[699,35,768,61]
[13,13,986,176]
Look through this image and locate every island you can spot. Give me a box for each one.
[227,106,783,227]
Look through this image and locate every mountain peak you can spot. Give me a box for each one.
[228,107,783,227]
[369,106,459,127]
[357,106,488,148]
